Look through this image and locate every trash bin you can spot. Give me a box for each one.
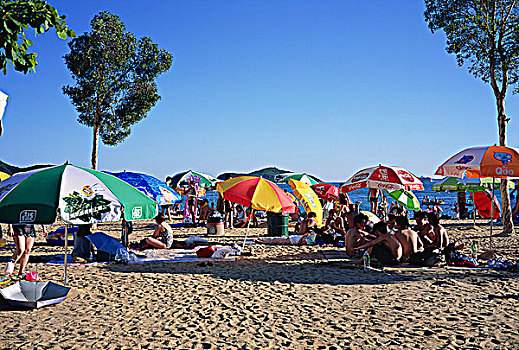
[267,212,289,236]
[207,215,224,235]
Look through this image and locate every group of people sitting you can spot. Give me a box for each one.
[257,207,450,267]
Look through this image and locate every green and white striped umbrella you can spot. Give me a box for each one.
[0,163,158,224]
[281,173,321,186]
[385,189,420,211]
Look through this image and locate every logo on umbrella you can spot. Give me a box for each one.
[62,192,112,222]
[455,155,474,164]
[397,169,414,182]
[352,173,369,182]
[132,206,143,219]
[19,210,37,223]
[493,152,512,165]
[81,185,94,197]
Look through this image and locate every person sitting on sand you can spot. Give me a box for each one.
[198,199,214,225]
[298,211,318,234]
[245,208,259,227]
[426,212,449,249]
[343,204,357,229]
[393,216,423,260]
[344,213,371,257]
[387,214,397,232]
[143,214,174,249]
[413,211,428,233]
[354,221,403,266]
[255,212,319,246]
[234,205,247,228]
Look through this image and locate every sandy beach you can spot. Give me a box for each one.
[1,219,519,349]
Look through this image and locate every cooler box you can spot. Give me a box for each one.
[207,215,224,235]
[267,212,289,236]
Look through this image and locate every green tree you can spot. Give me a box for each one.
[424,0,518,234]
[0,0,75,74]
[62,11,172,170]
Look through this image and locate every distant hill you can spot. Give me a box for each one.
[0,160,54,175]
[217,166,291,182]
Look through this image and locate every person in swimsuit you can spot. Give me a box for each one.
[344,213,371,257]
[7,224,37,278]
[355,221,403,266]
[426,212,449,249]
[368,188,380,214]
[144,214,174,249]
[393,216,423,260]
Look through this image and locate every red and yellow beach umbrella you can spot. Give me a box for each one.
[216,176,296,214]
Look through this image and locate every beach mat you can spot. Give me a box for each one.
[320,249,357,263]
[131,247,236,264]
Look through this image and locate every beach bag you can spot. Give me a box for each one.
[448,251,478,268]
[197,245,217,258]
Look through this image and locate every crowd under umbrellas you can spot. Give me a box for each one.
[0,146,518,308]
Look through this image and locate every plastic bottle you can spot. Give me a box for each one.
[471,241,478,259]
[4,259,14,275]
[363,251,371,271]
[114,248,129,263]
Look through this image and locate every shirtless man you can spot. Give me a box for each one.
[343,204,356,229]
[393,216,423,259]
[299,211,318,234]
[344,213,370,256]
[355,221,403,266]
[426,212,449,249]
[368,188,380,214]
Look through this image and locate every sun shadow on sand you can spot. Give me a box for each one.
[103,249,519,287]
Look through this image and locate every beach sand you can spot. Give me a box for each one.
[1,219,519,349]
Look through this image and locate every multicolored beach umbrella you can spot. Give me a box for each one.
[107,171,182,206]
[385,189,420,211]
[0,163,158,224]
[281,173,321,186]
[170,170,218,189]
[435,145,519,179]
[341,165,424,193]
[217,176,296,214]
[288,179,322,226]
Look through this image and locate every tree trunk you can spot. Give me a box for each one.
[91,97,101,170]
[91,122,99,170]
[496,96,514,234]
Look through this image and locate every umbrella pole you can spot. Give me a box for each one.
[490,177,495,251]
[472,192,476,228]
[241,219,251,253]
[64,224,68,286]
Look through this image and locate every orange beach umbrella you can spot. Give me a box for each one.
[217,176,296,214]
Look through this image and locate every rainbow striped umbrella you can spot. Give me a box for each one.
[385,189,420,211]
[217,176,296,214]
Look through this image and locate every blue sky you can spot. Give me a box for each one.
[1,1,518,181]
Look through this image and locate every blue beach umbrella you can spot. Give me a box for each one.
[107,171,182,206]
